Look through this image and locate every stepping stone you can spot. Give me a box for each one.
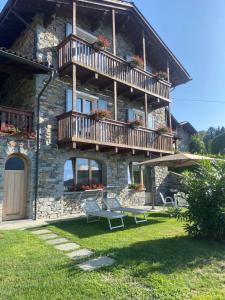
[78,256,116,271]
[32,229,52,235]
[54,243,80,252]
[47,238,69,245]
[40,233,58,240]
[66,249,93,260]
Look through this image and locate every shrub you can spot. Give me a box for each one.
[179,160,225,240]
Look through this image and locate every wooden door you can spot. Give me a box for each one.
[2,156,27,221]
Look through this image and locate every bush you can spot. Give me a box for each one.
[179,160,225,240]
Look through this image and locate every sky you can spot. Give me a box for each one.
[0,0,225,131]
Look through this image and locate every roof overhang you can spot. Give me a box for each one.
[0,0,191,86]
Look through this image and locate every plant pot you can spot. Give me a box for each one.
[129,61,139,69]
[92,114,106,122]
[130,124,140,129]
[93,42,105,51]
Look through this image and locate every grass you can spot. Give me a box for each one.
[1,212,225,300]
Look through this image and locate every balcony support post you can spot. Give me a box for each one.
[142,31,147,71]
[72,0,77,111]
[114,81,118,121]
[112,8,118,121]
[168,104,172,131]
[167,59,170,83]
[144,94,148,128]
[72,0,77,35]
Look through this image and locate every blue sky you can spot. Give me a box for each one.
[1,0,225,131]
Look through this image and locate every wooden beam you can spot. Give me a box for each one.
[72,0,77,35]
[167,59,170,83]
[144,93,148,128]
[72,64,77,111]
[114,81,118,121]
[142,31,147,71]
[112,9,116,56]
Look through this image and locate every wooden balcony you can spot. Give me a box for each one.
[57,112,174,154]
[58,35,171,103]
[0,106,33,136]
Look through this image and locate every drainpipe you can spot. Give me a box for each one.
[34,70,55,220]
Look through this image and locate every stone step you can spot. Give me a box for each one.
[40,233,59,240]
[32,229,52,235]
[54,243,80,252]
[78,256,116,271]
[66,249,94,260]
[47,238,69,245]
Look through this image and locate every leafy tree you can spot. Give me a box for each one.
[179,161,225,240]
[189,134,206,154]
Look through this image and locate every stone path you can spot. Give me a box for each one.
[31,228,116,271]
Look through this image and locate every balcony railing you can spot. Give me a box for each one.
[58,35,171,102]
[57,112,174,154]
[0,106,33,135]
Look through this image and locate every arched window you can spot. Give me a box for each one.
[64,158,102,192]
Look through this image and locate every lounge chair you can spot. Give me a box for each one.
[160,192,176,207]
[103,187,148,224]
[81,198,126,231]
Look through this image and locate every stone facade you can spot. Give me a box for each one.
[0,11,171,222]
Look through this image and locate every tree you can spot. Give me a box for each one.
[189,134,206,154]
[179,161,225,240]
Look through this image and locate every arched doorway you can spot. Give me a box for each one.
[2,155,28,221]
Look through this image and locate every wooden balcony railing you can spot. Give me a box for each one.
[57,112,174,154]
[0,106,33,134]
[58,35,171,102]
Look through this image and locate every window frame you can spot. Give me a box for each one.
[64,158,102,191]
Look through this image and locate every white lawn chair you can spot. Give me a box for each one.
[160,192,176,207]
[81,197,126,231]
[103,186,148,224]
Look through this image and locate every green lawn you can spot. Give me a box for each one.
[1,213,225,300]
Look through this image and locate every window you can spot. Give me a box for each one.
[148,112,155,129]
[65,23,97,44]
[64,158,102,191]
[128,162,141,184]
[66,89,108,114]
[127,109,145,125]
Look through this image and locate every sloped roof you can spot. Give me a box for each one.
[0,0,191,86]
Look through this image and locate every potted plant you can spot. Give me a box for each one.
[94,35,111,51]
[153,71,168,81]
[128,55,144,69]
[129,119,143,129]
[157,125,170,135]
[1,125,22,136]
[128,183,145,192]
[81,183,105,191]
[91,109,112,121]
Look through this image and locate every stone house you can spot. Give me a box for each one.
[0,0,191,222]
[171,115,197,152]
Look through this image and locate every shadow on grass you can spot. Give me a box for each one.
[102,235,225,276]
[51,216,164,238]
